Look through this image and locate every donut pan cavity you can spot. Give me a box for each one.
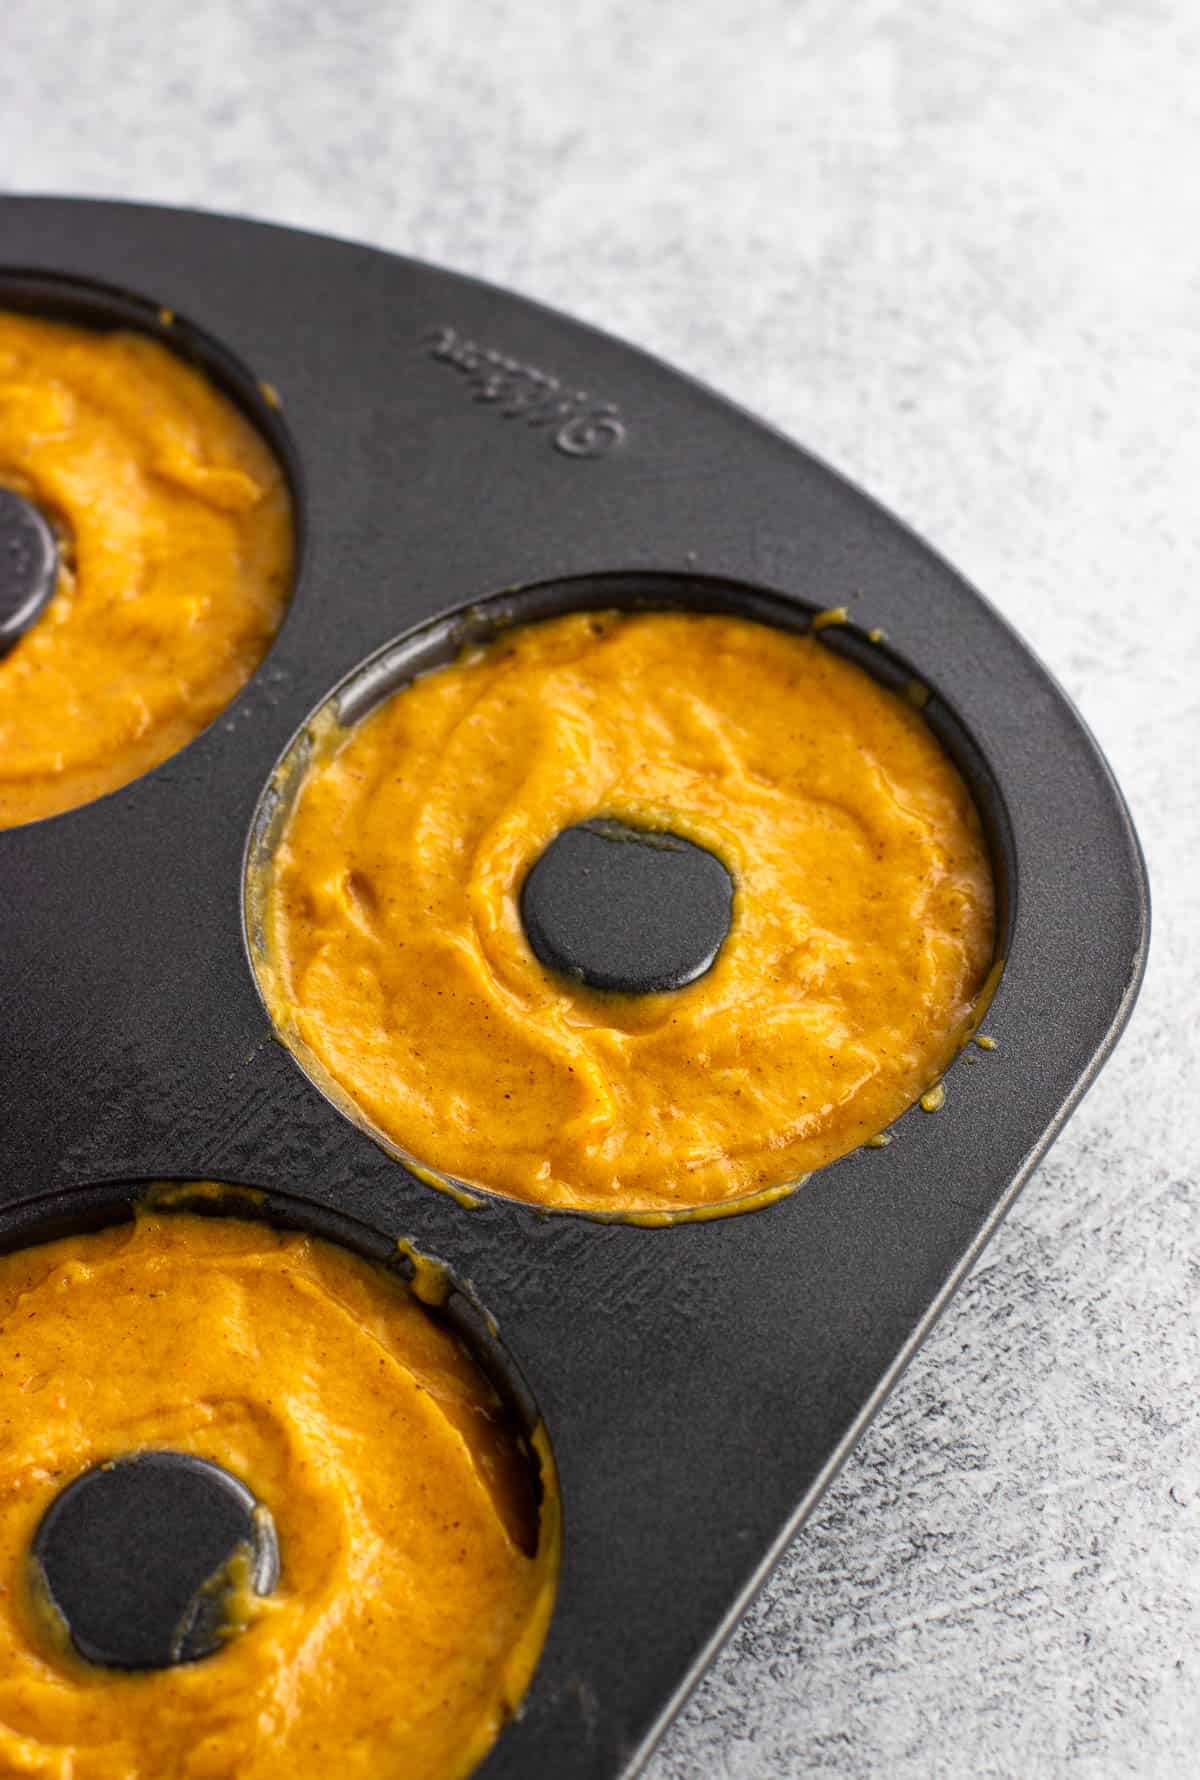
[0,198,1148,1777]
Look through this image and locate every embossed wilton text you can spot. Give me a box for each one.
[425,326,627,459]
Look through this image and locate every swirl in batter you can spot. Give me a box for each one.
[0,1209,557,1778]
[259,610,995,1215]
[0,311,292,828]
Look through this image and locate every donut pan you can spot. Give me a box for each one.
[0,197,1149,1777]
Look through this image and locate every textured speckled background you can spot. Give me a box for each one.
[4,2,1197,1774]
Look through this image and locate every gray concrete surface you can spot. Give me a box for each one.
[4,2,1197,1774]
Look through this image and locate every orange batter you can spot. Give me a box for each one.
[256,609,995,1215]
[0,312,292,828]
[0,1209,557,1778]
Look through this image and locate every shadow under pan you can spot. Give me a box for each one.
[0,197,1149,1779]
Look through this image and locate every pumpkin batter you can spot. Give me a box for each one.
[0,311,292,828]
[256,609,995,1215]
[0,1209,557,1779]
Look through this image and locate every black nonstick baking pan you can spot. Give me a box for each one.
[0,197,1149,1777]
